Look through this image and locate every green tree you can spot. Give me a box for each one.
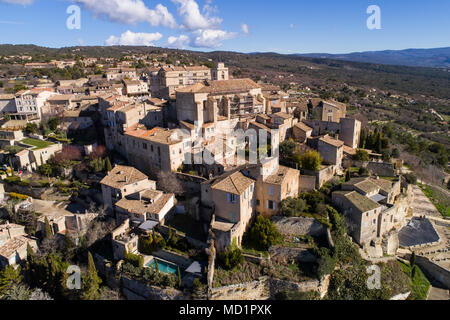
[410,252,416,268]
[298,150,322,172]
[345,170,351,182]
[218,245,244,270]
[105,157,112,172]
[81,252,102,300]
[279,139,297,161]
[245,215,282,251]
[279,197,307,217]
[0,265,23,296]
[353,149,370,162]
[44,216,53,239]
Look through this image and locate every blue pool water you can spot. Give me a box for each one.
[147,259,179,275]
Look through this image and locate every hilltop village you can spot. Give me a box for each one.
[0,52,448,301]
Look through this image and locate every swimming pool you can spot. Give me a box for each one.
[147,258,179,275]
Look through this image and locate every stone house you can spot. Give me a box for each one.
[123,79,149,96]
[244,157,300,218]
[123,126,189,174]
[111,219,139,261]
[115,189,175,224]
[100,165,156,212]
[0,222,38,268]
[318,135,344,166]
[202,170,256,250]
[293,122,313,143]
[332,190,382,246]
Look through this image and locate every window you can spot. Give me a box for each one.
[267,200,276,210]
[227,193,237,204]
[143,143,147,150]
[269,186,275,196]
[230,212,236,221]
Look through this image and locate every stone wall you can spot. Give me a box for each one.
[121,276,188,300]
[210,276,330,300]
[414,255,450,289]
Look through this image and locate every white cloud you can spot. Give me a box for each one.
[0,0,34,5]
[172,0,222,31]
[290,24,295,29]
[191,29,237,48]
[105,30,163,46]
[241,23,249,34]
[167,35,190,49]
[73,0,177,28]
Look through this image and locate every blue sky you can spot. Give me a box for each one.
[0,0,449,54]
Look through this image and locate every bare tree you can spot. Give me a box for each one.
[156,171,184,195]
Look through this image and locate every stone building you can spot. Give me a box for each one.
[100,165,156,212]
[150,65,211,99]
[318,135,344,166]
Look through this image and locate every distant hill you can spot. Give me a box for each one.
[295,47,450,68]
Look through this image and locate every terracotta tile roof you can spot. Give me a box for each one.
[319,135,344,148]
[335,191,380,213]
[343,178,380,195]
[0,235,31,258]
[295,122,313,132]
[100,165,148,189]
[0,94,15,100]
[177,79,260,95]
[265,165,299,185]
[115,190,174,216]
[370,178,394,193]
[211,171,255,195]
[272,112,292,120]
[125,127,183,145]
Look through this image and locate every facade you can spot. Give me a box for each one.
[333,177,403,247]
[100,165,156,212]
[150,65,211,99]
[123,80,149,96]
[318,135,344,166]
[176,79,264,129]
[14,88,56,120]
[0,223,38,268]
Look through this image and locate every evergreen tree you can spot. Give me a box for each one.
[0,266,23,296]
[410,252,416,268]
[44,217,53,239]
[177,266,182,288]
[345,170,351,182]
[105,157,112,172]
[81,252,102,300]
[9,157,14,176]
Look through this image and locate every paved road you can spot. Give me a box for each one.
[411,185,442,218]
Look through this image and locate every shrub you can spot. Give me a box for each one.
[244,215,282,251]
[9,192,29,200]
[353,149,370,161]
[124,253,144,268]
[218,246,244,270]
[298,150,322,172]
[279,197,307,217]
[403,173,417,185]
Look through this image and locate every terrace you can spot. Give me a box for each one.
[20,138,54,150]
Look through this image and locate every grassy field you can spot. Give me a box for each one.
[419,184,450,217]
[399,262,431,300]
[21,138,54,150]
